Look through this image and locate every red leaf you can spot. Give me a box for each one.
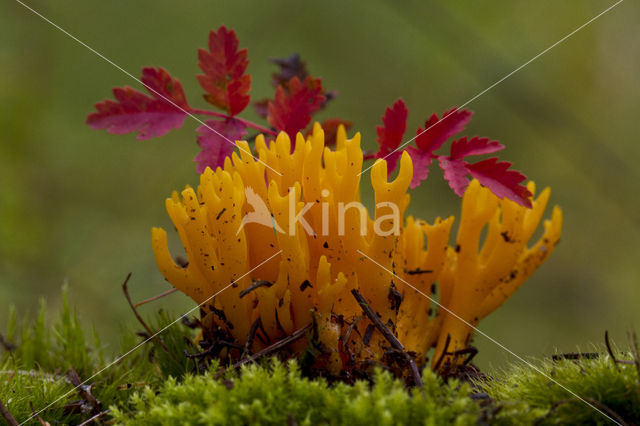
[449,136,503,160]
[406,146,434,189]
[87,67,189,140]
[197,26,251,116]
[415,107,473,154]
[375,99,408,173]
[194,118,248,173]
[438,156,470,196]
[466,158,532,207]
[267,76,326,139]
[270,53,308,88]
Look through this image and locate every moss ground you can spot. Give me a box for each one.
[1,291,638,425]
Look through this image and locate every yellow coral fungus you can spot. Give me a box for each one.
[151,122,562,376]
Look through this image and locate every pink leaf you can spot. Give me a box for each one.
[415,107,473,154]
[438,156,470,197]
[376,99,408,173]
[87,67,190,140]
[194,118,248,173]
[406,146,434,189]
[466,158,532,207]
[449,136,503,160]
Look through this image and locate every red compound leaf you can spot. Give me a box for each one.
[267,76,326,139]
[375,99,408,173]
[87,67,190,140]
[466,158,532,207]
[415,107,473,154]
[449,136,504,160]
[194,118,248,174]
[197,26,251,116]
[438,156,471,197]
[406,146,434,189]
[438,135,530,206]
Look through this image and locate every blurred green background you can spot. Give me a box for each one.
[1,0,639,369]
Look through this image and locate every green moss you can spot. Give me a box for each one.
[482,346,640,425]
[3,289,639,425]
[0,287,195,425]
[110,360,482,426]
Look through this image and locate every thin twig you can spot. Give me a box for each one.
[134,288,178,308]
[433,334,451,372]
[216,324,312,378]
[184,341,243,359]
[67,369,100,410]
[604,330,620,371]
[0,334,16,352]
[29,402,50,426]
[121,273,171,354]
[628,330,640,379]
[242,317,262,359]
[0,399,19,426]
[351,289,423,388]
[239,280,274,299]
[77,410,110,426]
[551,353,599,362]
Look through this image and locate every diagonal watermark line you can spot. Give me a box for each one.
[357,249,621,425]
[360,0,625,177]
[22,249,283,425]
[13,0,283,178]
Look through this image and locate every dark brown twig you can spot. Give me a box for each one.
[134,288,178,308]
[0,334,16,352]
[551,353,599,362]
[239,280,274,298]
[77,410,110,426]
[604,330,620,371]
[29,402,50,426]
[0,399,19,426]
[454,346,478,366]
[242,318,262,359]
[628,330,640,379]
[121,273,171,354]
[67,369,100,412]
[216,323,312,378]
[351,289,423,388]
[404,268,433,275]
[184,341,243,359]
[432,334,451,372]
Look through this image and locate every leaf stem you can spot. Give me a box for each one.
[191,108,277,136]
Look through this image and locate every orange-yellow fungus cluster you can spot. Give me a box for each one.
[151,123,562,374]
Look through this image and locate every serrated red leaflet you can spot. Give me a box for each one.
[375,99,408,173]
[406,146,433,189]
[197,26,251,116]
[466,158,532,207]
[194,118,248,174]
[415,107,473,154]
[438,156,470,196]
[449,136,503,160]
[87,67,190,140]
[267,76,326,139]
